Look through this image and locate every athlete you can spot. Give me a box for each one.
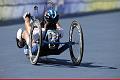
[16,9,63,56]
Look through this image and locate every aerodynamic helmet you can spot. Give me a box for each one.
[44,9,59,23]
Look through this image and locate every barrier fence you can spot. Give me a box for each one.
[0,0,120,21]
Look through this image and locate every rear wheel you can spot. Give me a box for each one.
[28,20,42,65]
[69,20,84,66]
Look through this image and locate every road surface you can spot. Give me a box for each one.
[0,11,120,78]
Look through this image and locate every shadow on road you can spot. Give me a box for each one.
[80,62,118,69]
[37,58,76,68]
[35,58,118,69]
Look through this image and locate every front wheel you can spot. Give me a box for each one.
[69,20,84,66]
[28,20,42,65]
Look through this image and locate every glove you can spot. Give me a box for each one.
[23,12,31,20]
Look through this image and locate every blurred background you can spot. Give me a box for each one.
[0,0,120,22]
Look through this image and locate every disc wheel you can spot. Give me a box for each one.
[28,20,42,65]
[69,20,84,66]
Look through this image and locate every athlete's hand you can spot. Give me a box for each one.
[23,12,31,20]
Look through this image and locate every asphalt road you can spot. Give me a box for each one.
[0,11,120,78]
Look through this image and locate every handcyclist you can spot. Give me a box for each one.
[16,9,63,56]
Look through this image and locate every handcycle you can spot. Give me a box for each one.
[27,1,84,66]
[28,17,84,66]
